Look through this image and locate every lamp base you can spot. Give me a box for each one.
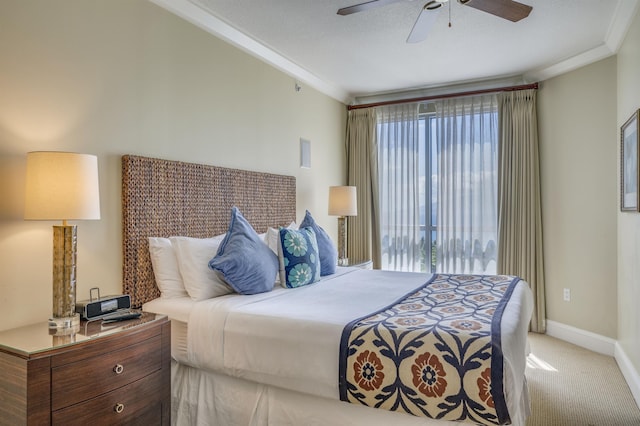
[48,313,80,331]
[338,257,349,267]
[337,216,347,264]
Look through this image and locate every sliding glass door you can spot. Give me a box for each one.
[379,95,498,275]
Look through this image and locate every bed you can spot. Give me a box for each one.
[122,155,533,426]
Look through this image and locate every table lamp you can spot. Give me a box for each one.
[328,186,357,266]
[24,152,100,331]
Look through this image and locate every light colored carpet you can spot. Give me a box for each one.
[525,333,640,426]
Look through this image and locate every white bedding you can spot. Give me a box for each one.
[145,268,533,425]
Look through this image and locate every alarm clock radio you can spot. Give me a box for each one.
[75,287,131,321]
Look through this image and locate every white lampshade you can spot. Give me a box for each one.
[24,151,101,331]
[25,152,101,221]
[328,186,357,217]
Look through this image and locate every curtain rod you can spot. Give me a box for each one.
[347,82,539,110]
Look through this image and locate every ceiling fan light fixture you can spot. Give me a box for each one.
[425,1,444,11]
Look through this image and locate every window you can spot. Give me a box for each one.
[378,95,498,275]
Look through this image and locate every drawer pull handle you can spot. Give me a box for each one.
[113,364,124,374]
[114,403,125,414]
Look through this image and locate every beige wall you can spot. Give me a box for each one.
[617,8,640,373]
[538,57,618,338]
[0,0,346,331]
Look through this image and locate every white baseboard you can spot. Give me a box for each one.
[545,320,616,356]
[615,342,640,408]
[545,320,640,409]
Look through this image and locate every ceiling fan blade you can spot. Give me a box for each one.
[338,0,406,16]
[407,1,442,43]
[460,0,532,22]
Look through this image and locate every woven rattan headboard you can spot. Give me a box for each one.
[122,155,296,307]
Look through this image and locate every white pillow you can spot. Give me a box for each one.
[170,235,232,301]
[148,237,188,299]
[265,222,297,255]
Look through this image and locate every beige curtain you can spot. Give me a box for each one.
[497,89,546,333]
[345,108,380,268]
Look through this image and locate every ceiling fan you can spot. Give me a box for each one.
[337,0,533,43]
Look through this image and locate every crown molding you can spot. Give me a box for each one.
[150,0,639,104]
[525,0,639,82]
[149,0,353,104]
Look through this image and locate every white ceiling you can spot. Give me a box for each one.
[151,0,639,104]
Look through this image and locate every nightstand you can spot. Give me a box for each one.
[0,312,170,425]
[341,259,373,269]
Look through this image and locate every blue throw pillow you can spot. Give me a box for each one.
[209,207,278,295]
[299,210,337,275]
[278,227,321,288]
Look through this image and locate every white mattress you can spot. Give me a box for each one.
[145,268,533,425]
[144,296,192,363]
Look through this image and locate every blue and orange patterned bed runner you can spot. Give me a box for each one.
[339,274,521,425]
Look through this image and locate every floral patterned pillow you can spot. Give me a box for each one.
[277,226,321,288]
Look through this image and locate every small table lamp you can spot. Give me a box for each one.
[328,186,357,266]
[24,152,100,331]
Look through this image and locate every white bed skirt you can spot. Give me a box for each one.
[171,361,530,426]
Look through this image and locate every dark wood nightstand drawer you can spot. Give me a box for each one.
[52,370,163,426]
[51,334,162,410]
[0,313,170,425]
